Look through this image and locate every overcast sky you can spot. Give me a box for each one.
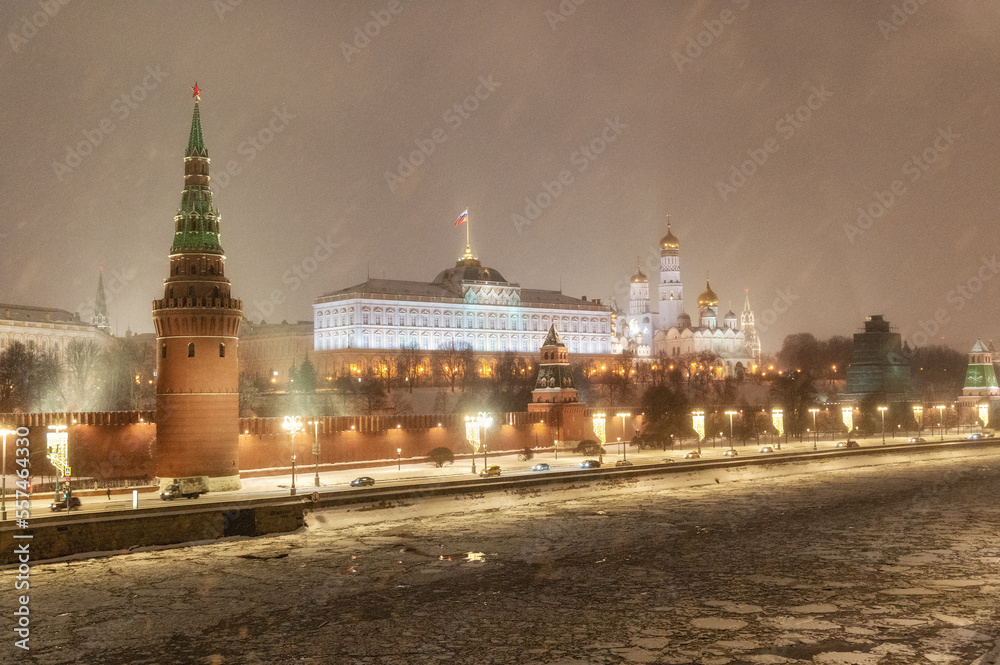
[1,0,998,352]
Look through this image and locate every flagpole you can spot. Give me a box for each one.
[466,209,470,253]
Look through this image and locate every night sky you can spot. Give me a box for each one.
[2,0,997,352]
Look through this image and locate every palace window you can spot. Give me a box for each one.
[188,343,195,357]
[219,343,226,357]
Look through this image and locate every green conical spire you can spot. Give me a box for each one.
[171,88,223,254]
[186,84,207,157]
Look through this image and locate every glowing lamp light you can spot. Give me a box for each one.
[465,416,481,453]
[978,403,989,428]
[592,413,606,445]
[692,410,705,442]
[841,406,854,433]
[46,425,70,477]
[771,408,784,438]
[912,405,923,425]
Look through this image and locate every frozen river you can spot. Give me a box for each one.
[8,449,1000,664]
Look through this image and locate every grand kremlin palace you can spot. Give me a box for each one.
[304,247,616,381]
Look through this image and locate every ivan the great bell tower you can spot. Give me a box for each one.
[152,85,243,492]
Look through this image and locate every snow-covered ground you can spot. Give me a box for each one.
[5,448,1000,664]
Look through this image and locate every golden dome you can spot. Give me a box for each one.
[697,280,719,308]
[660,223,679,250]
[630,258,647,283]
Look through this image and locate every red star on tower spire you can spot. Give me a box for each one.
[192,83,201,100]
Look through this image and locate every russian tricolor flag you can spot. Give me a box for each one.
[454,209,469,226]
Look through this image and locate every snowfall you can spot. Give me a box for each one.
[4,447,1000,665]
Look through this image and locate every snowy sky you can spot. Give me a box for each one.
[1,1,998,351]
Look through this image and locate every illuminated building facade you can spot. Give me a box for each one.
[612,222,760,376]
[313,244,614,367]
[0,304,105,358]
[151,89,243,491]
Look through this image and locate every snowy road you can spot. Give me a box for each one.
[7,448,1000,664]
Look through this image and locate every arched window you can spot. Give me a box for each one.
[190,265,197,275]
[161,344,167,358]
[188,343,195,357]
[219,343,225,357]
[209,265,215,275]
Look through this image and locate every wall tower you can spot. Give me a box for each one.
[151,85,243,491]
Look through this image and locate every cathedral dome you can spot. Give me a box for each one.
[660,223,679,250]
[697,280,719,308]
[630,265,648,284]
[677,311,692,328]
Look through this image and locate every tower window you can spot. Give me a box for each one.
[209,266,215,275]
[188,342,195,357]
[161,344,166,358]
[219,343,225,358]
[191,265,197,275]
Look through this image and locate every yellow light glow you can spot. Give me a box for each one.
[692,410,705,442]
[592,413,606,445]
[841,406,853,433]
[465,417,481,453]
[978,404,989,428]
[771,408,784,437]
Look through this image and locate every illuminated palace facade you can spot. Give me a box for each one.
[616,223,762,377]
[310,245,614,379]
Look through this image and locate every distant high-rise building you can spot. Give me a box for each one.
[151,87,243,492]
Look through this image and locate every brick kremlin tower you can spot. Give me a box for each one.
[151,85,243,491]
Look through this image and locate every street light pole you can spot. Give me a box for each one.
[725,410,737,451]
[936,405,945,440]
[397,447,402,471]
[0,428,13,521]
[809,408,819,450]
[283,415,302,496]
[309,419,320,487]
[878,406,887,444]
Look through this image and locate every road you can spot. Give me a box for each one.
[6,445,1000,664]
[15,434,990,520]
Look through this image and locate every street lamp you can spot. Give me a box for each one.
[478,412,493,471]
[913,405,923,436]
[397,447,402,472]
[878,406,887,444]
[283,415,302,495]
[724,410,737,451]
[808,408,819,450]
[936,405,945,440]
[308,419,321,487]
[1,428,14,521]
[616,412,629,445]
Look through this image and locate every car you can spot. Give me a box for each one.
[579,459,601,469]
[531,463,551,472]
[349,476,375,487]
[835,441,860,449]
[758,446,774,453]
[684,451,701,459]
[968,433,985,440]
[661,458,676,464]
[614,459,633,467]
[908,437,926,443]
[49,496,81,512]
[479,465,502,478]
[723,449,738,457]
